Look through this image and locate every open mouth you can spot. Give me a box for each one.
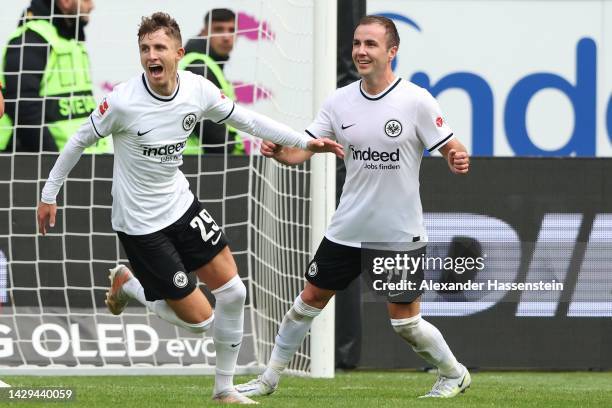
[149,64,163,78]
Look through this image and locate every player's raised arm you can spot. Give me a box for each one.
[439,138,470,175]
[37,122,102,235]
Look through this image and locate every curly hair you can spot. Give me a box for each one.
[137,12,182,44]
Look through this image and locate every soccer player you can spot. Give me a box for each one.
[236,15,471,399]
[36,12,343,404]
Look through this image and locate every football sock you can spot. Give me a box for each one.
[262,294,322,387]
[211,275,247,394]
[391,314,462,378]
[122,277,213,334]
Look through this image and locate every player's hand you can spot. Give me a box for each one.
[37,202,57,236]
[260,140,282,158]
[447,149,469,174]
[307,138,344,159]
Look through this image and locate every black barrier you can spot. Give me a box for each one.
[0,156,611,369]
[0,154,252,311]
[360,158,612,370]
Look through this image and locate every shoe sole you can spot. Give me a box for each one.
[419,370,471,398]
[212,394,259,404]
[460,371,472,394]
[105,266,130,315]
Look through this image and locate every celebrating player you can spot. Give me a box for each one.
[36,12,342,405]
[236,15,471,399]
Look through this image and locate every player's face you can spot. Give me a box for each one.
[352,23,397,79]
[139,29,185,94]
[60,0,95,23]
[206,20,236,57]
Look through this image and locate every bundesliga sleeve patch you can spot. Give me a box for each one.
[99,99,109,115]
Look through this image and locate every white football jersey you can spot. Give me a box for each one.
[306,78,454,247]
[90,70,234,235]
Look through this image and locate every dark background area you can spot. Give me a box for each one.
[1,155,610,369]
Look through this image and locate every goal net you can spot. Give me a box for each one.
[0,0,334,375]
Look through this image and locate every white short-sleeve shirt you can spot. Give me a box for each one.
[90,70,234,235]
[306,78,454,247]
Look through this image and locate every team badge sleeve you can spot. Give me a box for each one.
[89,91,120,138]
[416,90,454,152]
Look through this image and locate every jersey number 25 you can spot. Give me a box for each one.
[190,209,221,243]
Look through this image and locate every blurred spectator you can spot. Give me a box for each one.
[0,0,108,153]
[180,8,244,155]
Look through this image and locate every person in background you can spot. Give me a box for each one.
[0,82,4,118]
[0,0,108,153]
[180,8,243,155]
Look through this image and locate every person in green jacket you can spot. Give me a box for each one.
[181,8,244,155]
[0,0,108,153]
[0,82,4,118]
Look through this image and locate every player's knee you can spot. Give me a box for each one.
[287,293,322,321]
[390,313,422,338]
[299,289,331,309]
[184,313,215,334]
[233,278,247,304]
[212,275,246,306]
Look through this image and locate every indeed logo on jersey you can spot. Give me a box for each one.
[349,145,400,170]
[141,141,186,163]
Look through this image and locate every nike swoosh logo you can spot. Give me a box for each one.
[231,342,241,348]
[211,233,222,245]
[341,123,356,130]
[458,375,466,388]
[388,292,405,298]
[137,128,154,136]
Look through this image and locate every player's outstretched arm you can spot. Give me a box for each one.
[439,138,469,175]
[225,105,343,158]
[38,123,101,235]
[260,140,314,165]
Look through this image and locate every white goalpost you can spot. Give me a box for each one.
[308,0,337,379]
[0,0,335,376]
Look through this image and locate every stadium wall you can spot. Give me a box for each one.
[362,157,612,370]
[3,0,611,157]
[1,156,610,369]
[367,0,612,157]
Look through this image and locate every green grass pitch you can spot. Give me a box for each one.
[2,371,612,407]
